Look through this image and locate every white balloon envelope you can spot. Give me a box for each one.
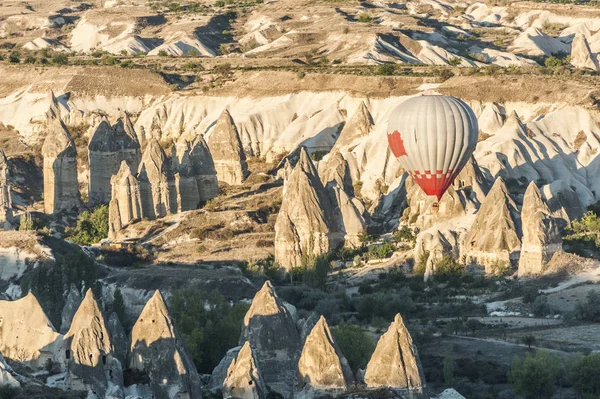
[387,95,479,200]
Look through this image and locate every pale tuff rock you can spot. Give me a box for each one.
[42,118,81,214]
[275,148,342,269]
[209,346,242,391]
[297,316,354,391]
[518,182,562,277]
[60,285,83,334]
[0,150,13,226]
[172,135,219,210]
[452,156,490,206]
[109,162,142,240]
[320,152,354,195]
[433,388,466,399]
[223,342,266,399]
[129,290,202,399]
[0,292,63,368]
[108,199,123,241]
[541,180,585,229]
[332,101,373,151]
[464,177,521,271]
[188,136,219,202]
[88,115,141,204]
[240,281,301,397]
[206,110,249,185]
[478,103,505,134]
[415,230,457,280]
[0,353,20,388]
[570,33,600,71]
[330,185,366,247]
[402,178,466,231]
[64,289,122,396]
[137,139,178,219]
[297,312,320,344]
[364,314,424,391]
[172,140,201,212]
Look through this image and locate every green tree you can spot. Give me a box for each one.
[331,321,375,373]
[576,290,600,322]
[509,351,560,399]
[374,64,395,76]
[169,289,249,373]
[51,54,68,65]
[570,353,600,398]
[522,334,536,349]
[66,205,109,245]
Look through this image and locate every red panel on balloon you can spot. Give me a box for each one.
[410,171,455,201]
[387,131,407,158]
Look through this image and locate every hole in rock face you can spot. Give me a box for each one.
[66,350,71,359]
[102,355,107,366]
[249,380,253,385]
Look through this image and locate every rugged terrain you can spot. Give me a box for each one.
[3,0,600,398]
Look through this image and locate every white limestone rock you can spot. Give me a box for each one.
[223,342,266,399]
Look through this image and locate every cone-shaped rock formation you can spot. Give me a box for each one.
[364,313,424,391]
[297,316,354,391]
[138,139,177,219]
[518,182,562,276]
[570,32,600,71]
[223,342,266,399]
[206,110,248,185]
[129,290,202,399]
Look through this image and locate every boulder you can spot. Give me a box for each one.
[274,148,343,269]
[239,281,301,397]
[297,316,354,391]
[570,32,599,71]
[64,289,122,396]
[206,110,248,185]
[129,290,202,399]
[88,115,141,204]
[364,314,424,392]
[518,182,562,277]
[42,118,81,214]
[478,103,505,134]
[137,139,178,219]
[0,292,64,368]
[222,342,266,399]
[464,177,521,272]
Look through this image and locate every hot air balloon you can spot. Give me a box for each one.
[387,95,479,201]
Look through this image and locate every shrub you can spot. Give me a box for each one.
[375,64,395,76]
[435,256,464,277]
[367,242,395,260]
[509,351,560,399]
[170,289,249,373]
[488,260,512,277]
[393,226,415,243]
[448,57,462,66]
[8,51,20,63]
[51,54,68,65]
[331,322,375,373]
[414,250,429,275]
[292,255,331,289]
[157,50,169,57]
[66,205,109,246]
[0,386,20,399]
[357,13,372,23]
[24,55,36,64]
[532,295,550,317]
